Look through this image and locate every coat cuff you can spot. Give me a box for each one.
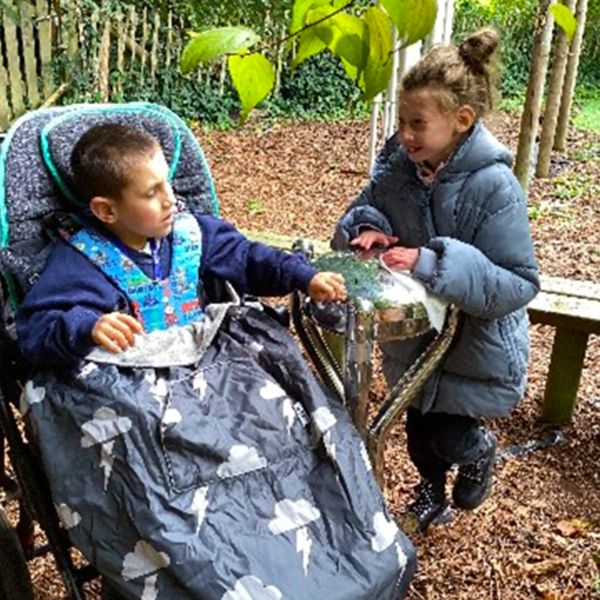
[332,206,393,250]
[70,308,102,357]
[411,247,438,284]
[293,262,319,294]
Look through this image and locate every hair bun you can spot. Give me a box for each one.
[459,28,499,74]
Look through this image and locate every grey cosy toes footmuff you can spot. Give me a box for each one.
[23,305,416,600]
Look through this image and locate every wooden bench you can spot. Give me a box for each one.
[528,276,600,424]
[243,231,599,425]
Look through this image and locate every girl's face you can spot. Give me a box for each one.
[397,89,473,169]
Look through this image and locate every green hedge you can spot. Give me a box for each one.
[61,0,599,125]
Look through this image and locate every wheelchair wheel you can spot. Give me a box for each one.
[0,506,34,600]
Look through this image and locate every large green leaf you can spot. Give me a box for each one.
[290,0,330,34]
[550,3,577,42]
[228,52,275,123]
[341,57,359,82]
[180,26,260,73]
[290,0,349,34]
[361,6,394,101]
[380,0,437,46]
[292,28,327,69]
[308,7,368,68]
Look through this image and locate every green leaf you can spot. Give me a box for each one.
[308,7,368,68]
[341,57,359,83]
[292,28,327,69]
[380,0,437,46]
[180,26,260,73]
[290,0,329,34]
[361,6,394,101]
[228,52,275,123]
[550,3,577,42]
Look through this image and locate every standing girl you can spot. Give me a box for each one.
[333,29,539,533]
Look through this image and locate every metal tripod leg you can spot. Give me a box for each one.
[292,292,460,482]
[366,306,461,485]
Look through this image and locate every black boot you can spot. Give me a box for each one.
[399,478,448,534]
[452,431,497,510]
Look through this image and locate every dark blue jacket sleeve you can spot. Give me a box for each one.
[16,240,124,367]
[197,216,317,296]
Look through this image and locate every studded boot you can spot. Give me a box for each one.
[399,478,448,534]
[452,430,497,510]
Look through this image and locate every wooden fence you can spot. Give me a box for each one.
[0,1,196,131]
[0,0,55,130]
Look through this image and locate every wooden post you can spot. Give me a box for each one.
[88,8,99,100]
[35,0,54,99]
[140,7,148,84]
[19,1,41,109]
[150,11,160,84]
[129,5,138,73]
[3,0,25,117]
[541,328,588,424]
[513,0,554,190]
[554,0,589,151]
[535,0,576,178]
[0,54,11,130]
[116,12,125,96]
[165,10,173,70]
[98,18,111,101]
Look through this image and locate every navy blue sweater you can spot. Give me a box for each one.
[17,215,316,366]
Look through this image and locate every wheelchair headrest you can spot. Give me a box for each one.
[0,102,219,306]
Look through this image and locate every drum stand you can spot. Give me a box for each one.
[292,293,461,485]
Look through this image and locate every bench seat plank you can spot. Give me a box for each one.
[528,291,600,334]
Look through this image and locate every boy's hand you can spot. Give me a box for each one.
[308,272,346,303]
[350,230,398,251]
[92,312,144,353]
[382,246,420,271]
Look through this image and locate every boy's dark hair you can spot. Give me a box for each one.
[70,123,160,205]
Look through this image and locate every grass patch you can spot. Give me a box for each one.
[499,92,526,116]
[573,96,600,133]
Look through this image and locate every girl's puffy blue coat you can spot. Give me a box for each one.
[333,123,540,418]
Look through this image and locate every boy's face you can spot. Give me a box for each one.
[103,148,177,249]
[397,89,472,169]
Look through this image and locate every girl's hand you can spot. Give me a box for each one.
[382,246,420,271]
[308,272,347,303]
[350,230,398,251]
[91,312,144,353]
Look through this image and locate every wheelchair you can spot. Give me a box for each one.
[0,103,420,599]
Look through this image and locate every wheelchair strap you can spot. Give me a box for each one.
[60,212,204,332]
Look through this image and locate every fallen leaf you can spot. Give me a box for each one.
[556,518,593,537]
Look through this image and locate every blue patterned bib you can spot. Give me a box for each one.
[61,213,204,332]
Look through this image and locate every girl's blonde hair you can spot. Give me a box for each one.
[400,28,500,118]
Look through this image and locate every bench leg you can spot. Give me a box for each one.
[541,327,589,424]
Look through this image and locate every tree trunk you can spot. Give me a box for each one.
[535,0,576,178]
[513,0,554,191]
[554,0,589,151]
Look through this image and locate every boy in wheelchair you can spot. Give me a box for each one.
[17,123,345,364]
[7,108,416,599]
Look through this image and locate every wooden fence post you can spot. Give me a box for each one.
[98,18,112,100]
[3,1,26,117]
[19,1,41,109]
[35,0,54,99]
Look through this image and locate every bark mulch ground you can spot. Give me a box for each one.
[2,112,599,599]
